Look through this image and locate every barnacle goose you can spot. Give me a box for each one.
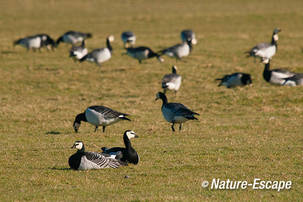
[125,46,164,63]
[159,39,193,60]
[247,28,281,61]
[181,30,197,45]
[121,31,136,48]
[56,31,92,46]
[101,130,139,165]
[282,73,303,86]
[69,141,126,170]
[155,92,199,132]
[161,65,182,94]
[73,105,130,133]
[216,73,252,88]
[262,58,295,85]
[14,34,55,51]
[79,35,114,66]
[69,40,88,61]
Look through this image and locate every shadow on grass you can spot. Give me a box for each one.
[49,167,71,171]
[1,50,16,54]
[46,131,61,135]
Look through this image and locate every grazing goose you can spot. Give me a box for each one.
[216,72,252,88]
[73,105,130,133]
[101,130,139,165]
[282,73,303,86]
[69,40,88,61]
[121,31,136,48]
[14,34,55,51]
[247,28,281,61]
[161,65,182,94]
[181,30,197,45]
[155,92,199,132]
[262,58,295,85]
[69,141,126,170]
[79,35,114,66]
[159,39,193,60]
[125,46,164,63]
[56,31,92,46]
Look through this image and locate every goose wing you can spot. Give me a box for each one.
[89,106,128,119]
[85,151,125,168]
[166,103,199,117]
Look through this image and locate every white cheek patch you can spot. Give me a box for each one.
[273,34,279,41]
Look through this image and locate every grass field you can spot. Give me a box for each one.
[1,0,303,201]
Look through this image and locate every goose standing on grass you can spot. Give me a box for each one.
[101,130,139,165]
[216,72,252,88]
[181,30,197,45]
[125,46,164,63]
[69,40,88,61]
[282,73,303,86]
[155,92,199,132]
[69,141,126,170]
[121,31,136,48]
[73,105,130,133]
[159,39,193,61]
[56,31,92,46]
[14,34,55,51]
[161,65,182,94]
[262,58,295,85]
[247,28,281,61]
[79,35,114,66]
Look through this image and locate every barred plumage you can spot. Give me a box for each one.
[69,141,126,170]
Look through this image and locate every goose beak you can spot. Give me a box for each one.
[71,145,75,149]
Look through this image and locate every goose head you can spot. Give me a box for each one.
[71,141,84,150]
[124,130,138,139]
[73,113,86,133]
[107,35,115,42]
[273,28,281,41]
[172,65,177,74]
[155,92,167,102]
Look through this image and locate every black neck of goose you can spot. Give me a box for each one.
[148,50,159,58]
[263,62,271,82]
[172,67,177,74]
[160,94,168,105]
[106,38,113,52]
[75,113,87,124]
[123,134,132,150]
[186,40,193,52]
[271,35,277,46]
[77,145,85,153]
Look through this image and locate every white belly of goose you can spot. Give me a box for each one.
[176,44,190,58]
[96,49,111,63]
[85,108,119,126]
[256,46,276,59]
[167,77,181,91]
[28,37,41,48]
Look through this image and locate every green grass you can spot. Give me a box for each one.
[1,0,303,201]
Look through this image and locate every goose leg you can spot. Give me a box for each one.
[171,123,175,132]
[139,60,142,64]
[94,126,98,132]
[102,126,106,132]
[179,123,182,131]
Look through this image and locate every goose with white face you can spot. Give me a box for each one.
[72,141,84,150]
[125,130,138,139]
